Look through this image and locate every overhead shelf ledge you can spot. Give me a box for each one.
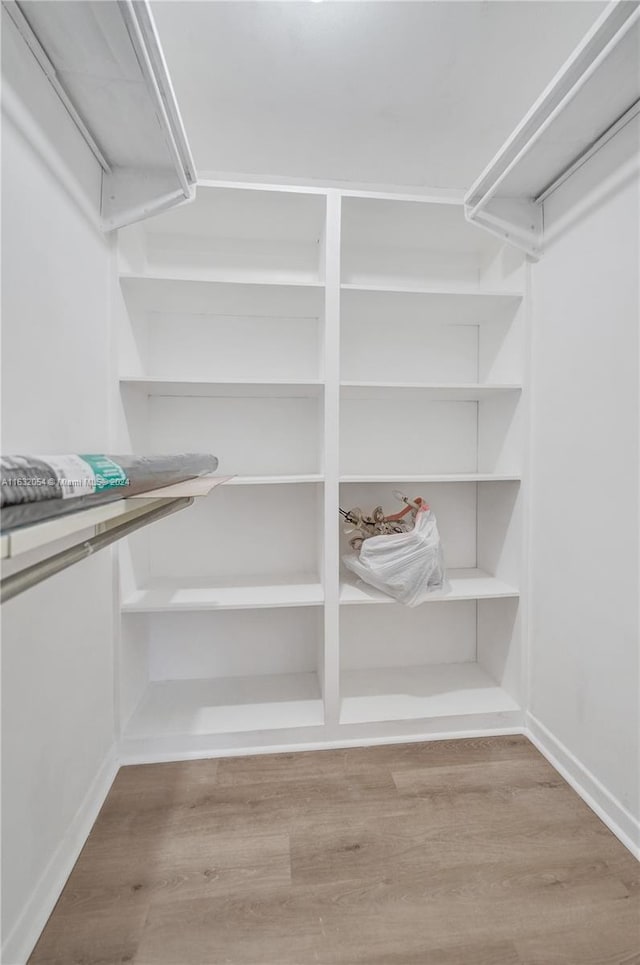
[464,0,640,257]
[3,0,197,230]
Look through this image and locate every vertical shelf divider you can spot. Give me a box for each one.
[322,191,342,724]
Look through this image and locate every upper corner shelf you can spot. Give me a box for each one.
[4,0,197,230]
[118,185,326,285]
[464,1,640,257]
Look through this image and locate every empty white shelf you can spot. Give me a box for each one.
[340,663,520,725]
[341,283,523,301]
[341,382,521,401]
[227,474,324,486]
[125,673,324,737]
[340,473,521,484]
[340,568,519,606]
[120,271,324,289]
[122,579,324,612]
[120,376,324,398]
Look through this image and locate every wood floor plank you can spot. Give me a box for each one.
[133,893,528,965]
[214,735,535,787]
[216,747,352,786]
[53,831,291,916]
[112,758,220,796]
[391,754,563,797]
[28,904,147,965]
[290,816,623,891]
[340,938,523,965]
[514,900,640,965]
[28,737,640,965]
[343,734,537,771]
[96,759,220,822]
[133,873,634,965]
[88,768,400,846]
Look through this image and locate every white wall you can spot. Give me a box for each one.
[152,1,603,189]
[1,13,117,962]
[530,116,640,851]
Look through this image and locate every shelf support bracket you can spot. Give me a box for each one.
[464,199,543,260]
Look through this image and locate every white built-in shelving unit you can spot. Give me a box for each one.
[113,181,528,760]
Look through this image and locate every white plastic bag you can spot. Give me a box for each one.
[343,506,446,606]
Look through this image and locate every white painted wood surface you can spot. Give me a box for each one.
[127,673,324,737]
[340,568,519,605]
[123,580,324,612]
[340,473,521,483]
[340,663,520,725]
[120,376,324,397]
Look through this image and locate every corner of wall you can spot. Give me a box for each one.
[1,748,119,965]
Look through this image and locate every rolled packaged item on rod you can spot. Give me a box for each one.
[0,453,219,531]
[343,505,447,607]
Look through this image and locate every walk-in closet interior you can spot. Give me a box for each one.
[1,2,639,962]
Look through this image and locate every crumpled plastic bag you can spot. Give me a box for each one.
[343,506,447,606]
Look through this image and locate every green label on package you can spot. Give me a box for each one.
[79,455,129,493]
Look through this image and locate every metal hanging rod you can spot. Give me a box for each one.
[0,496,193,604]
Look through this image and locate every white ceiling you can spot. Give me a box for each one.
[152,1,606,191]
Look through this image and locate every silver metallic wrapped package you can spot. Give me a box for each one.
[0,453,219,531]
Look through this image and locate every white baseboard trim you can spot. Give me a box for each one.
[119,724,526,766]
[1,745,119,965]
[526,713,640,860]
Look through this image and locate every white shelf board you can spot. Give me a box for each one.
[120,376,324,398]
[227,474,324,486]
[340,663,520,725]
[341,283,523,301]
[122,579,324,612]
[340,568,519,606]
[119,271,324,289]
[341,194,499,255]
[340,473,521,484]
[125,673,324,737]
[341,382,521,401]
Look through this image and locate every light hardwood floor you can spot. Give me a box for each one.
[29,736,640,965]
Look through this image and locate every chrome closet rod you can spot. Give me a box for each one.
[0,496,193,604]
